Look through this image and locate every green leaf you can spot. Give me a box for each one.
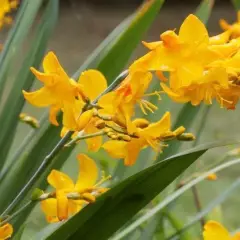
[195,0,215,24]
[0,0,59,212]
[232,0,240,10]
[0,0,43,97]
[0,0,58,168]
[46,139,238,240]
[97,0,164,81]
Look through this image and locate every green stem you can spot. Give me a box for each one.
[1,70,128,216]
[0,201,32,227]
[65,131,106,147]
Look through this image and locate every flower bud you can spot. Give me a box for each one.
[77,110,93,131]
[95,119,105,129]
[132,118,149,128]
[177,133,195,141]
[206,173,217,181]
[173,126,186,136]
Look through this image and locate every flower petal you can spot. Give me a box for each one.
[143,111,171,138]
[102,140,127,159]
[142,40,162,50]
[62,102,78,130]
[84,119,102,152]
[75,154,98,191]
[57,191,69,221]
[23,88,57,107]
[0,223,13,239]
[30,67,56,86]
[49,105,60,126]
[98,91,118,115]
[41,198,59,223]
[125,139,143,166]
[179,14,209,47]
[78,70,107,101]
[43,51,69,80]
[203,221,230,240]
[47,170,74,190]
[232,232,240,240]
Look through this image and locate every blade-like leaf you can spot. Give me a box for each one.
[97,0,164,81]
[46,139,239,240]
[0,0,59,211]
[0,0,43,98]
[232,0,240,10]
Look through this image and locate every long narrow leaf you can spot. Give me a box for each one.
[46,139,239,240]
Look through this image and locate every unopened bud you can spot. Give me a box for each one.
[19,113,40,128]
[103,128,111,134]
[118,134,131,142]
[206,173,217,181]
[174,126,186,136]
[82,192,96,203]
[31,188,44,201]
[132,118,149,128]
[95,119,105,129]
[107,132,118,140]
[77,110,93,131]
[160,131,176,141]
[177,133,195,141]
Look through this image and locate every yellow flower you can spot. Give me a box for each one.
[160,67,229,107]
[130,14,236,75]
[220,11,240,40]
[0,0,18,29]
[102,112,182,166]
[41,154,107,222]
[23,51,83,130]
[0,223,13,240]
[98,70,154,134]
[203,221,240,240]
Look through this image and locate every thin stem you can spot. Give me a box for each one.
[65,131,106,147]
[0,201,32,227]
[1,70,128,216]
[190,105,210,228]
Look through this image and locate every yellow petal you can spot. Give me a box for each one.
[98,91,118,115]
[161,83,190,103]
[68,199,85,216]
[43,51,69,80]
[177,64,204,86]
[143,111,171,138]
[49,105,60,126]
[179,14,209,47]
[232,232,240,240]
[78,70,107,101]
[209,31,231,45]
[102,140,127,159]
[219,19,231,31]
[30,67,56,86]
[47,170,74,190]
[125,139,143,166]
[203,221,230,240]
[160,30,181,49]
[0,223,13,239]
[142,40,162,50]
[62,102,78,130]
[84,119,102,152]
[41,198,59,223]
[75,154,98,191]
[23,88,57,107]
[56,191,69,221]
[77,110,93,131]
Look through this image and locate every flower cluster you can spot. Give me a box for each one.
[131,14,240,109]
[23,51,194,167]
